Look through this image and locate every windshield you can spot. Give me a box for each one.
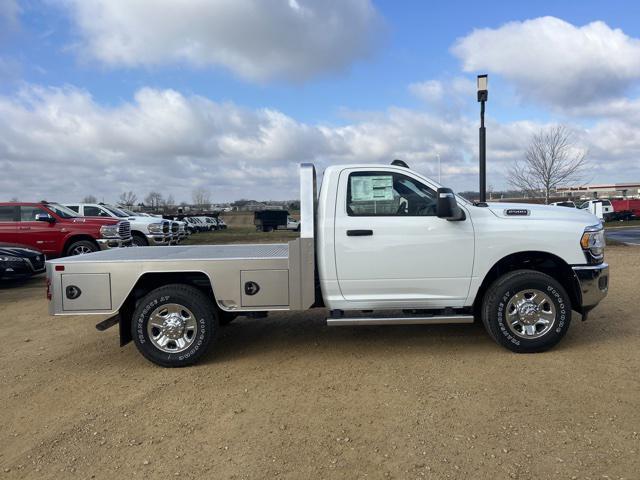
[46,203,80,218]
[119,207,136,216]
[102,205,128,217]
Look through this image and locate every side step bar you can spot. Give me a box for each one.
[326,315,474,326]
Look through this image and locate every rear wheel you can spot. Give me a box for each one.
[66,240,98,256]
[481,270,571,353]
[131,284,218,367]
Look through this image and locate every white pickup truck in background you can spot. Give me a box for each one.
[66,203,172,246]
[48,163,609,367]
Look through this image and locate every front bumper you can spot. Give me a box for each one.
[97,237,133,250]
[146,234,171,246]
[572,263,609,312]
[0,258,45,279]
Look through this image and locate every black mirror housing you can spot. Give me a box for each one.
[437,188,465,221]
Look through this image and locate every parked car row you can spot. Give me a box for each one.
[64,203,188,246]
[0,201,132,281]
[179,216,227,234]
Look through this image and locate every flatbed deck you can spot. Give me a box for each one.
[48,244,290,263]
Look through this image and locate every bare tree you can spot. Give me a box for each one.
[145,191,164,211]
[508,125,588,204]
[118,191,137,207]
[163,194,175,208]
[82,195,98,203]
[192,188,211,209]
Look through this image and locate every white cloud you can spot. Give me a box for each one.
[1,85,638,204]
[58,0,383,82]
[452,16,640,107]
[0,0,20,33]
[409,80,444,104]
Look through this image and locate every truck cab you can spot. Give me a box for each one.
[46,163,609,367]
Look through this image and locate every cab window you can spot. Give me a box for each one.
[0,206,17,222]
[20,206,48,221]
[84,206,110,217]
[347,171,437,216]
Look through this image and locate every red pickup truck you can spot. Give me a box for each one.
[0,202,132,258]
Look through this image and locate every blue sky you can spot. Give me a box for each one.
[1,0,640,202]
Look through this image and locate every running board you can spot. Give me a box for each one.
[326,315,474,326]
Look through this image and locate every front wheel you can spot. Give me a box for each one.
[66,240,98,256]
[131,233,148,247]
[131,284,218,367]
[481,270,571,353]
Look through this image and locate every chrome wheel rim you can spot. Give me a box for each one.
[505,289,556,339]
[147,303,197,353]
[71,245,93,255]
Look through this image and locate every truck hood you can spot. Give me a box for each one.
[485,202,600,224]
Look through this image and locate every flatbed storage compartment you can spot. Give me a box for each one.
[61,273,112,311]
[241,270,289,307]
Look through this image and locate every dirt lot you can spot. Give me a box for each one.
[1,247,639,480]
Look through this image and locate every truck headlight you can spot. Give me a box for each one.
[148,223,163,234]
[580,225,605,261]
[100,225,119,238]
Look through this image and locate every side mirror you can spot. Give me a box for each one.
[437,188,465,221]
[35,213,55,223]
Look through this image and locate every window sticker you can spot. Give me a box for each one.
[351,175,394,201]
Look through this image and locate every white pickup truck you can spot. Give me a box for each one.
[66,203,172,246]
[47,163,609,367]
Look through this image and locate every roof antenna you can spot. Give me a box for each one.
[391,159,409,168]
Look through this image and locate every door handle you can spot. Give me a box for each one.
[347,229,373,236]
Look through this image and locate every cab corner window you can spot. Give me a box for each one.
[347,172,437,216]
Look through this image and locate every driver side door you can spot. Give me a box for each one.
[333,168,475,308]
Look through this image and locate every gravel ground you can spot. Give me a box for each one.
[0,246,638,479]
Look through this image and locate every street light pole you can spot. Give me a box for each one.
[437,153,441,183]
[477,74,488,203]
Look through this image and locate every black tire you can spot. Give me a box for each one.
[131,284,218,367]
[481,270,571,353]
[131,233,148,247]
[66,239,98,256]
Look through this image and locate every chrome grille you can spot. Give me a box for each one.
[118,221,131,239]
[171,221,179,233]
[162,220,170,234]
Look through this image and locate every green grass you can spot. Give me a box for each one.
[604,219,640,229]
[183,227,299,245]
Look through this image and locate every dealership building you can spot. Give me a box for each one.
[557,182,640,199]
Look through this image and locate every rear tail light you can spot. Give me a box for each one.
[46,277,52,301]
